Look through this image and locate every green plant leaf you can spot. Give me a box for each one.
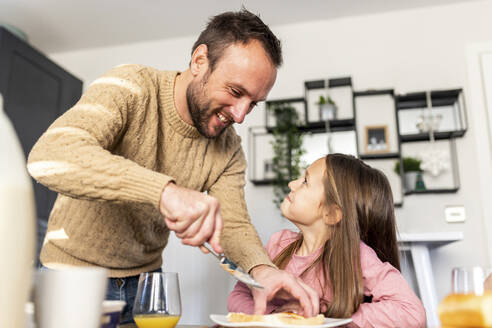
[394,156,422,174]
[266,102,306,208]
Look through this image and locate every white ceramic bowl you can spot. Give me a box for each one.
[101,300,126,328]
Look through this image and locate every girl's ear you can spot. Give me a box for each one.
[190,44,209,76]
[323,205,342,225]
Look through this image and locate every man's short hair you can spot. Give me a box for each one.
[191,8,282,71]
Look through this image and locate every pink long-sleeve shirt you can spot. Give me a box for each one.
[228,230,426,328]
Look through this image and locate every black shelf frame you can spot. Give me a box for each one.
[353,89,395,97]
[400,137,461,194]
[360,152,400,160]
[265,97,306,129]
[400,130,466,142]
[353,89,398,157]
[248,126,274,186]
[304,77,354,125]
[395,88,468,139]
[265,118,355,134]
[394,89,465,195]
[353,88,404,206]
[404,187,459,195]
[250,179,275,186]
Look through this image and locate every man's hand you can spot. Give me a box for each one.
[159,183,223,254]
[250,265,319,317]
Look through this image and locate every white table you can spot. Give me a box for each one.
[397,231,464,328]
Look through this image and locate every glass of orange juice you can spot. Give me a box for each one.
[451,266,491,294]
[133,272,182,328]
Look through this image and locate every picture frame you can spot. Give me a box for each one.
[365,125,389,153]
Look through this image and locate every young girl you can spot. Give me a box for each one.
[228,154,426,327]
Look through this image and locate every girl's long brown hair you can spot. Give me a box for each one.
[273,154,400,318]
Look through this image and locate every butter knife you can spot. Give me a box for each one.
[202,243,264,289]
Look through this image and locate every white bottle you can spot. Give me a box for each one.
[0,93,36,327]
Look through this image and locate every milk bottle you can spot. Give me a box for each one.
[0,93,36,327]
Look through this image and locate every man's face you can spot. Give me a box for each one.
[186,40,277,138]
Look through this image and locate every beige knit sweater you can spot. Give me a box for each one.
[27,64,272,277]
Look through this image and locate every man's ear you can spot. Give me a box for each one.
[323,205,342,225]
[190,44,209,77]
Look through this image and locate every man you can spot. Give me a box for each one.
[28,9,319,325]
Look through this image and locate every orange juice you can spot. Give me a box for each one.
[134,314,180,328]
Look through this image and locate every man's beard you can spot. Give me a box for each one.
[186,73,227,139]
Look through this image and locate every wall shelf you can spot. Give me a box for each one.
[249,80,468,205]
[396,89,464,195]
[304,77,354,124]
[265,97,306,128]
[404,187,459,195]
[265,118,355,134]
[400,130,466,142]
[360,152,400,160]
[396,89,467,140]
[354,88,403,205]
[250,179,275,186]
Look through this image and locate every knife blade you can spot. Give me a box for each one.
[202,243,264,289]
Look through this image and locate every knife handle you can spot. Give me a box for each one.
[220,257,238,271]
[202,242,242,272]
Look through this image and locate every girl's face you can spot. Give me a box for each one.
[280,158,328,226]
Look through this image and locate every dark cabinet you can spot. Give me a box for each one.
[0,27,83,261]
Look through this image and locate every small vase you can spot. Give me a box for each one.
[404,171,419,192]
[319,104,337,121]
[415,172,426,191]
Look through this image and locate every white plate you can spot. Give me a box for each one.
[210,314,352,328]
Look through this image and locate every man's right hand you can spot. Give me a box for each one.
[159,183,223,254]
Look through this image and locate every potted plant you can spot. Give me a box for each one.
[317,95,337,121]
[394,157,426,192]
[267,102,305,208]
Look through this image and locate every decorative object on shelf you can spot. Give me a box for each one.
[266,102,305,208]
[317,95,337,121]
[365,125,389,153]
[263,159,275,180]
[419,148,450,177]
[415,172,426,191]
[394,157,425,192]
[416,112,443,133]
[419,91,450,177]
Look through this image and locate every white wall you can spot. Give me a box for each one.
[49,1,492,324]
[466,41,492,276]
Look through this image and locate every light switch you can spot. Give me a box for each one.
[445,206,466,223]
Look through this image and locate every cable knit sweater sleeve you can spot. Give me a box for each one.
[210,145,273,273]
[27,65,173,208]
[349,243,426,328]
